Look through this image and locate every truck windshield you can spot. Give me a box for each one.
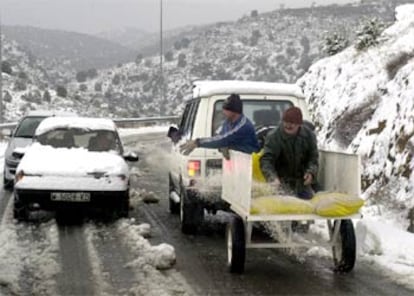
[212,99,294,135]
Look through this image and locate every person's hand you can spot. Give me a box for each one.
[179,140,198,155]
[304,172,313,186]
[219,148,230,160]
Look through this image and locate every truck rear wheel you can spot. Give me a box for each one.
[180,184,203,235]
[332,219,356,273]
[169,174,179,214]
[226,215,246,273]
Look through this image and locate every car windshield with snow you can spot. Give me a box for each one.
[13,116,139,221]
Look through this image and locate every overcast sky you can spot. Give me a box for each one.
[0,0,355,35]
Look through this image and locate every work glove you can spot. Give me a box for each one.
[179,140,198,155]
[219,147,230,160]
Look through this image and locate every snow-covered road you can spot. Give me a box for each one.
[0,127,413,295]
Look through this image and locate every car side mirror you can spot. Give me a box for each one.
[167,126,181,144]
[124,151,139,162]
[12,147,27,159]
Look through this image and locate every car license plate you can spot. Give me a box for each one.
[51,192,91,202]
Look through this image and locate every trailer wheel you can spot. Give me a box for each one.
[168,174,179,214]
[332,219,356,273]
[180,184,203,235]
[226,215,246,273]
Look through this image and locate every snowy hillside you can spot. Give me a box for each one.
[1,36,78,121]
[1,0,409,120]
[63,0,404,118]
[298,4,414,229]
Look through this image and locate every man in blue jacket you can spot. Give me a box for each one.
[180,93,260,156]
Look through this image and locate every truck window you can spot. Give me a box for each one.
[180,100,200,138]
[212,99,294,135]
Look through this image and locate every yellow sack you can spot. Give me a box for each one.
[311,192,364,217]
[251,195,315,215]
[252,150,266,183]
[251,182,275,198]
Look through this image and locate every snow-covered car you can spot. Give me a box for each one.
[3,110,77,190]
[13,116,139,221]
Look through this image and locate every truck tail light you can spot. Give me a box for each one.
[187,160,201,177]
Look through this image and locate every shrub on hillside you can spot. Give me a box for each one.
[1,61,12,75]
[14,79,27,91]
[385,51,414,80]
[250,29,262,46]
[164,51,174,62]
[87,68,98,79]
[322,32,349,56]
[135,54,143,65]
[94,82,102,92]
[177,53,187,68]
[76,71,88,83]
[335,91,380,147]
[43,90,51,103]
[355,18,385,51]
[56,85,67,98]
[18,71,28,80]
[112,74,121,85]
[3,91,12,103]
[79,84,88,92]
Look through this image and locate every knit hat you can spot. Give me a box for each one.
[282,107,303,124]
[223,94,243,114]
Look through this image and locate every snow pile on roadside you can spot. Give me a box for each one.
[114,219,193,296]
[356,219,414,289]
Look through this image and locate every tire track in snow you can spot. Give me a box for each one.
[56,223,97,296]
[85,222,137,296]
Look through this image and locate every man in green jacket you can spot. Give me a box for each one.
[260,106,318,199]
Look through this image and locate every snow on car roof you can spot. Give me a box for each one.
[192,80,304,99]
[35,117,117,136]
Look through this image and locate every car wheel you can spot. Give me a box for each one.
[168,174,179,214]
[180,183,203,235]
[117,192,130,218]
[226,214,246,274]
[332,219,356,273]
[13,197,28,222]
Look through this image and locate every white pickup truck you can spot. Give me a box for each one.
[167,80,312,234]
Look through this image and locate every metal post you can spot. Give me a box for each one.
[160,0,164,104]
[0,18,3,123]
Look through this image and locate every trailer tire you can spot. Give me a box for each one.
[180,184,203,235]
[168,174,179,214]
[333,219,356,273]
[226,215,246,274]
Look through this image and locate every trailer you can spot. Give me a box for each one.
[222,150,362,274]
